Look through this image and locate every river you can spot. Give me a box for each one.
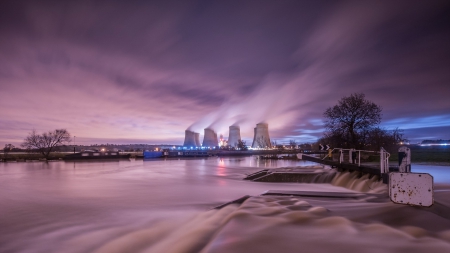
[1,157,450,252]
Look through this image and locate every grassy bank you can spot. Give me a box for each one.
[365,146,450,163]
[410,146,450,163]
[0,153,67,161]
[1,146,448,163]
[0,151,145,161]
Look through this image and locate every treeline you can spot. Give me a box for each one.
[317,93,407,152]
[318,127,406,152]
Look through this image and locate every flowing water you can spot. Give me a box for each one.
[1,157,450,253]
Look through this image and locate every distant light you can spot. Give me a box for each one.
[420,143,449,146]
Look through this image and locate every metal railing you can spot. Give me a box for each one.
[322,147,390,172]
[380,147,390,174]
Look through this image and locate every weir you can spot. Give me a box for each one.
[244,146,434,207]
[243,168,336,183]
[299,153,383,176]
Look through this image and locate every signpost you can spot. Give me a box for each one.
[389,173,433,207]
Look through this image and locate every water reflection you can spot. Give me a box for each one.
[412,164,450,183]
[0,157,449,252]
[217,158,226,176]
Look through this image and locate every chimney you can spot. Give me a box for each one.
[252,123,272,148]
[202,128,218,147]
[183,130,197,147]
[228,125,241,147]
[194,132,201,147]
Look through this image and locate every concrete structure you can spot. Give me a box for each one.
[194,133,201,147]
[252,123,272,148]
[227,125,241,147]
[203,128,218,147]
[183,130,197,147]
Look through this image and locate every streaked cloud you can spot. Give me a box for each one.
[1,0,449,145]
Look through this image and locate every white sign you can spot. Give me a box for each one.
[389,172,433,207]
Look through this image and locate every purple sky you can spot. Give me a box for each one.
[1,0,450,146]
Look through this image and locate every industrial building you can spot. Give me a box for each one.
[183,130,198,147]
[194,132,200,147]
[183,123,272,149]
[227,125,241,147]
[251,123,272,148]
[202,128,218,147]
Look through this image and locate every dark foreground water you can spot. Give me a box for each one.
[1,157,450,253]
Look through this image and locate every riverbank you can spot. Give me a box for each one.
[1,146,448,163]
[0,151,143,161]
[0,150,309,162]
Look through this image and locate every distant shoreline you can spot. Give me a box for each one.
[1,147,448,164]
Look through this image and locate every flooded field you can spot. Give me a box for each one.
[1,157,449,252]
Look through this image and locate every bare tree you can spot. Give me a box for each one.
[255,136,271,148]
[22,129,71,159]
[236,139,248,151]
[3,144,15,159]
[324,93,382,148]
[392,127,408,144]
[289,140,297,150]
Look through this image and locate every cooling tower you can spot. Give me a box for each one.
[202,128,218,147]
[252,123,272,148]
[194,133,201,147]
[228,126,241,147]
[183,130,197,147]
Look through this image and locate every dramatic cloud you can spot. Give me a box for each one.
[1,0,449,145]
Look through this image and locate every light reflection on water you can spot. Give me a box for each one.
[1,157,449,252]
[0,157,325,252]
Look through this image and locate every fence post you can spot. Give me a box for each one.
[358,151,361,167]
[380,147,391,183]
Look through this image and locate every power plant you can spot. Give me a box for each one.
[252,123,272,148]
[227,125,241,147]
[183,130,198,147]
[202,128,218,147]
[194,132,201,147]
[183,123,272,149]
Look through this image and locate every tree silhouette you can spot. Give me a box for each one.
[236,139,248,151]
[22,129,71,159]
[324,93,382,148]
[289,140,297,149]
[3,144,15,159]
